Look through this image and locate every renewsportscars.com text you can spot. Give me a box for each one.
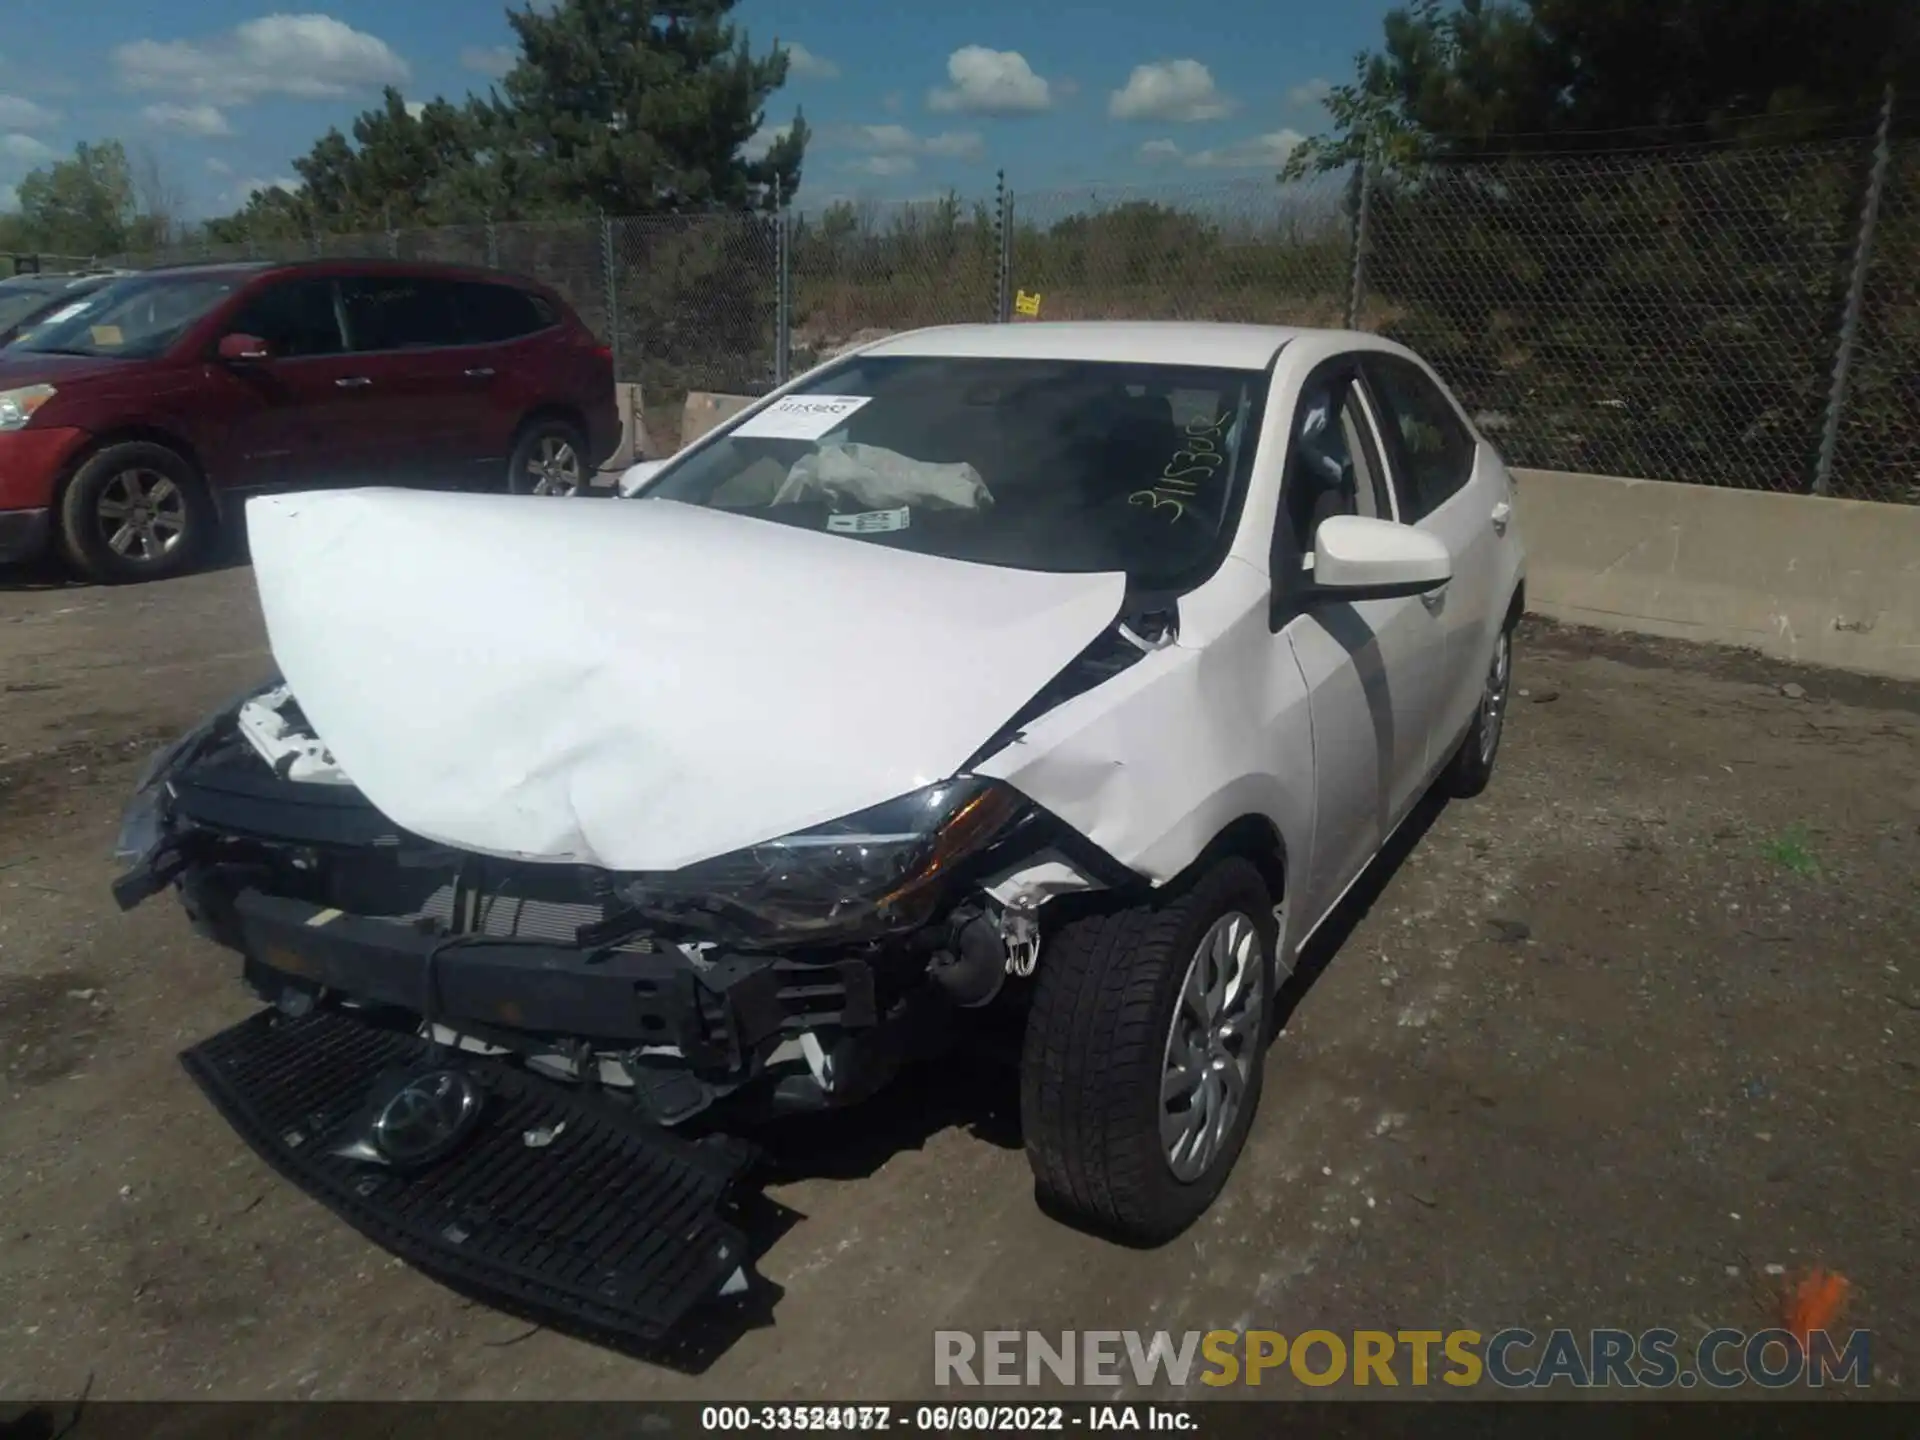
[934,1327,1870,1390]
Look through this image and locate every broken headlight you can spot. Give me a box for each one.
[613,777,1028,946]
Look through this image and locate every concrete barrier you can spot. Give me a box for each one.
[1514,468,1920,682]
[681,391,755,446]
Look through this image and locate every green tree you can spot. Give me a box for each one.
[1286,0,1919,174]
[474,0,807,216]
[210,0,810,237]
[14,141,140,255]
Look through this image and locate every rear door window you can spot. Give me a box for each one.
[1361,354,1477,522]
[340,276,462,352]
[225,278,344,358]
[456,281,553,343]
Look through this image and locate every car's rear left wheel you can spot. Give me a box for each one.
[1442,620,1514,798]
[58,441,215,584]
[1020,857,1276,1244]
[509,418,590,496]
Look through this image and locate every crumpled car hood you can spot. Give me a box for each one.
[243,489,1127,872]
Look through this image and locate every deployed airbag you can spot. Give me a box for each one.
[774,443,993,511]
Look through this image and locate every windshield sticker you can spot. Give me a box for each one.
[732,394,874,441]
[40,301,94,326]
[826,506,910,534]
[1129,410,1234,522]
[88,324,125,348]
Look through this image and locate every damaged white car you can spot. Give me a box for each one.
[112,322,1523,1339]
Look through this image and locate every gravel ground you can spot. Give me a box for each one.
[1,559,1916,1402]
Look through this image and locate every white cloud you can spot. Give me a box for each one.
[922,130,983,159]
[838,123,984,162]
[459,45,515,79]
[927,46,1052,115]
[783,42,839,80]
[850,155,916,177]
[0,95,58,130]
[234,175,303,204]
[141,101,233,137]
[405,99,427,119]
[742,121,793,162]
[1288,76,1333,108]
[1109,59,1233,122]
[205,156,233,176]
[1,132,56,166]
[1186,128,1306,169]
[114,14,410,105]
[1136,130,1306,169]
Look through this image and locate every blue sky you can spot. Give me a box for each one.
[0,0,1397,219]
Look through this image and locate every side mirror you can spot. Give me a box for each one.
[1310,514,1452,601]
[218,332,271,363]
[616,458,668,496]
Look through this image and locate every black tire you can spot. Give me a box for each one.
[57,441,214,584]
[1020,857,1276,1244]
[507,416,591,496]
[1442,619,1515,799]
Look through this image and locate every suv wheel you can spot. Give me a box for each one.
[509,418,589,496]
[1020,857,1275,1244]
[58,441,214,584]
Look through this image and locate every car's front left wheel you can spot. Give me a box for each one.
[1020,857,1276,1244]
[57,441,216,584]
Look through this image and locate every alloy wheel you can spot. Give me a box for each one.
[526,435,583,496]
[95,468,186,564]
[1480,628,1513,766]
[1160,910,1264,1182]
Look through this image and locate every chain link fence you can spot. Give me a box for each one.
[1362,143,1868,497]
[87,135,1920,502]
[1829,136,1920,505]
[1010,172,1353,327]
[787,195,1001,368]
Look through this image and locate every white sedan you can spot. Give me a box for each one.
[118,321,1525,1270]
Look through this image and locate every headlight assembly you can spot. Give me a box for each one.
[613,777,1029,946]
[0,384,56,431]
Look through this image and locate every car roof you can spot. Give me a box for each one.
[860,321,1366,371]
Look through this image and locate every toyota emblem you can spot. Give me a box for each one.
[370,1068,483,1167]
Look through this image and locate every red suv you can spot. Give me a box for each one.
[0,259,619,582]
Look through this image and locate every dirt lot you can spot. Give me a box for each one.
[2,559,1916,1401]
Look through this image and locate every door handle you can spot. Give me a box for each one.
[334,376,372,389]
[465,367,496,379]
[1491,500,1512,533]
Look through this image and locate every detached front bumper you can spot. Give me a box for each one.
[182,1003,760,1348]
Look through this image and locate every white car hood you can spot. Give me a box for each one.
[243,489,1127,872]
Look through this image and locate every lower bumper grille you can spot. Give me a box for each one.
[181,1006,757,1345]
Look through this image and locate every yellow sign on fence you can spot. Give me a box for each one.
[1014,289,1043,318]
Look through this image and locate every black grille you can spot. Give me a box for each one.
[181,1007,756,1344]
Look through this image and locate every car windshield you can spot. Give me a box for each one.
[637,354,1269,587]
[0,280,73,333]
[9,274,241,359]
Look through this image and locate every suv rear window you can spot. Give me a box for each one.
[457,281,554,343]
